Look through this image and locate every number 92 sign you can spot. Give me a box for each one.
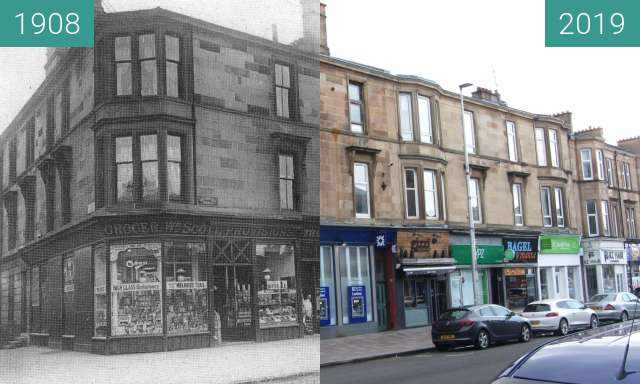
[0,0,93,47]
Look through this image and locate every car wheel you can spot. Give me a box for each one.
[435,343,449,352]
[476,329,490,350]
[621,311,629,322]
[556,318,569,336]
[590,315,598,329]
[519,324,531,342]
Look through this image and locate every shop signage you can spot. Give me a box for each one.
[112,282,161,292]
[348,285,367,324]
[166,281,207,290]
[603,250,626,264]
[450,244,505,265]
[104,221,302,238]
[585,250,601,265]
[503,238,538,263]
[397,231,449,259]
[539,235,580,254]
[94,286,106,295]
[319,286,330,326]
[266,280,287,290]
[504,268,526,277]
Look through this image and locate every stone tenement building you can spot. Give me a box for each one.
[0,1,319,353]
[318,3,639,338]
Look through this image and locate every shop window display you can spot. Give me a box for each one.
[110,243,163,336]
[320,246,337,326]
[339,246,373,324]
[94,246,107,337]
[256,244,298,329]
[165,242,208,334]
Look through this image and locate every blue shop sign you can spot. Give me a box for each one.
[348,285,367,323]
[319,287,330,326]
[320,226,395,247]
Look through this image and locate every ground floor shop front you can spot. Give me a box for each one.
[583,239,628,299]
[0,214,318,353]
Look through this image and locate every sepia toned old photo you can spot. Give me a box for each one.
[0,1,319,383]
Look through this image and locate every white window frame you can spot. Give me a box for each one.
[541,187,552,227]
[626,207,637,238]
[596,150,605,180]
[606,158,615,187]
[348,82,364,134]
[418,95,433,144]
[404,168,419,219]
[549,129,560,168]
[424,169,439,220]
[602,200,610,236]
[611,204,620,237]
[554,187,565,228]
[535,128,547,166]
[506,121,518,162]
[586,200,599,237]
[581,149,593,180]
[399,92,414,141]
[623,162,632,190]
[512,183,523,226]
[469,177,482,223]
[353,163,371,218]
[463,110,476,154]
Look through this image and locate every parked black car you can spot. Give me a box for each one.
[493,321,640,383]
[432,304,532,351]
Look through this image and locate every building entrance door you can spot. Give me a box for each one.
[376,282,387,331]
[430,277,447,322]
[210,265,254,342]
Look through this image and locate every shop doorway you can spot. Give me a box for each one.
[430,277,447,321]
[210,265,254,342]
[376,282,387,331]
[490,269,505,306]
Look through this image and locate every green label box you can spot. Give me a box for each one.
[546,0,640,47]
[0,0,93,47]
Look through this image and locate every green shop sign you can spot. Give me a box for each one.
[539,235,581,254]
[450,245,507,265]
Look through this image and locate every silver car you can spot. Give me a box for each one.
[521,299,598,336]
[586,292,640,322]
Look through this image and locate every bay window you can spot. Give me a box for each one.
[602,201,610,236]
[581,149,593,180]
[141,135,158,199]
[167,135,182,200]
[535,128,547,166]
[622,162,632,190]
[165,35,180,98]
[554,187,565,227]
[399,93,414,141]
[606,158,615,187]
[596,150,605,180]
[404,168,418,219]
[115,36,132,96]
[586,200,599,236]
[139,34,158,96]
[115,136,134,201]
[418,95,433,144]
[549,129,560,167]
[424,169,439,220]
[541,187,552,227]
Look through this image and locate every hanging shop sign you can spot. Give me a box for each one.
[539,235,581,254]
[503,238,538,263]
[319,286,330,326]
[450,244,505,265]
[397,231,449,259]
[348,285,367,324]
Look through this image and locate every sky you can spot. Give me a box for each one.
[324,0,640,144]
[0,0,304,133]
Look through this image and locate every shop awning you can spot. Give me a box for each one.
[402,266,455,275]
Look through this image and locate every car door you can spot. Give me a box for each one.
[556,300,575,326]
[477,306,501,338]
[491,305,521,338]
[569,300,589,326]
[623,293,639,318]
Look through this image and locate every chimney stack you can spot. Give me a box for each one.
[95,0,104,14]
[471,87,506,106]
[618,137,640,155]
[298,0,320,53]
[320,3,329,55]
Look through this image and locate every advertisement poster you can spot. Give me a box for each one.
[348,285,367,324]
[319,286,330,326]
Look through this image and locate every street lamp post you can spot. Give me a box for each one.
[459,82,481,306]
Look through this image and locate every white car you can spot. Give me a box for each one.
[521,299,598,336]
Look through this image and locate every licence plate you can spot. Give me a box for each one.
[591,306,602,310]
[531,320,540,325]
[439,335,455,340]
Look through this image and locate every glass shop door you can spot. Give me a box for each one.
[211,265,255,342]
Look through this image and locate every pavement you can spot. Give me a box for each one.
[320,326,433,367]
[0,335,319,384]
[321,334,556,384]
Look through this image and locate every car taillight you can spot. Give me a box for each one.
[459,319,475,327]
[605,304,615,310]
[545,312,559,317]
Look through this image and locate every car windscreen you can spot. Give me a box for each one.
[523,304,550,312]
[439,309,469,320]
[590,294,616,302]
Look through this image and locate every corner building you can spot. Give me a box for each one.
[319,4,582,338]
[0,2,320,353]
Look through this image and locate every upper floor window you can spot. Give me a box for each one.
[463,111,476,154]
[165,35,180,98]
[424,169,439,220]
[399,93,413,141]
[348,82,364,134]
[275,63,291,118]
[140,135,159,199]
[115,36,132,95]
[611,204,620,237]
[404,168,418,219]
[506,121,518,162]
[626,207,637,238]
[586,200,599,236]
[418,95,433,144]
[554,187,565,228]
[535,128,547,166]
[512,183,523,226]
[622,162,632,190]
[139,34,158,96]
[469,177,482,223]
[606,158,615,187]
[601,200,610,236]
[541,187,553,227]
[279,154,295,210]
[115,136,134,201]
[596,150,605,180]
[549,129,560,167]
[167,135,182,200]
[353,163,371,218]
[580,149,593,180]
